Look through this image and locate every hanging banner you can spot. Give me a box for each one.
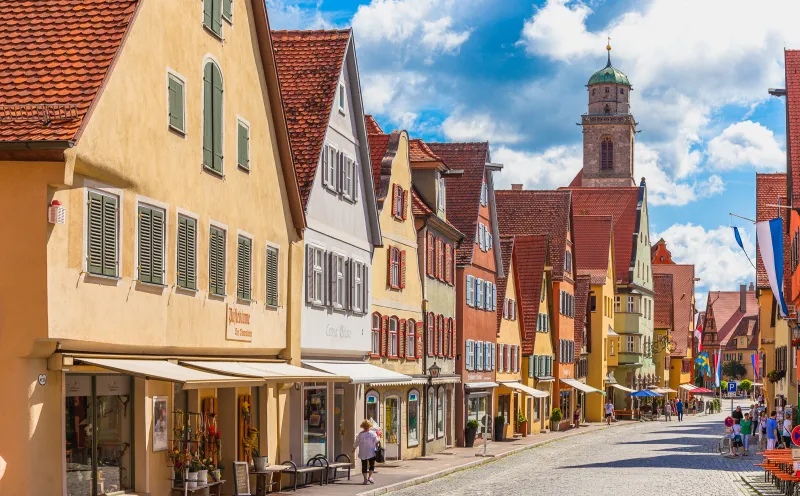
[755,218,789,317]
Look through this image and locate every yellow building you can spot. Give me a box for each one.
[0,1,310,495]
[365,130,426,461]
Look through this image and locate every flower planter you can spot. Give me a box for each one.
[550,421,560,432]
[197,470,208,485]
[187,471,198,489]
[464,426,477,447]
[518,420,528,437]
[254,456,269,472]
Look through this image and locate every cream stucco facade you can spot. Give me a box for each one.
[586,243,615,422]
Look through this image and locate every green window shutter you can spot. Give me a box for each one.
[223,0,232,21]
[237,122,249,169]
[87,191,104,275]
[203,0,213,30]
[209,227,225,295]
[177,215,197,290]
[151,208,164,284]
[203,63,214,168]
[211,64,223,172]
[168,76,184,132]
[101,194,118,277]
[266,246,279,307]
[138,206,153,283]
[211,0,222,35]
[237,236,251,300]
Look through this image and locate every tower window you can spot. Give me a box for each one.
[605,87,609,94]
[601,135,613,170]
[620,88,625,94]
[604,104,610,114]
[592,88,596,95]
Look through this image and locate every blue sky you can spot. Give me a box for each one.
[268,0,800,306]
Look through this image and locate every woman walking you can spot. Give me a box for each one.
[757,412,768,450]
[740,413,753,455]
[353,419,380,485]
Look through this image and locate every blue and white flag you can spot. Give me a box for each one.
[755,218,789,317]
[733,226,745,251]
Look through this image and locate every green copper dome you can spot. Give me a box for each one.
[588,50,631,86]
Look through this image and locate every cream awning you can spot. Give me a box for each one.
[77,358,264,390]
[183,361,346,382]
[610,384,635,393]
[302,360,414,385]
[560,378,606,395]
[499,381,549,398]
[464,382,500,389]
[679,384,697,391]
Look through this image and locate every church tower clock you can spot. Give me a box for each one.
[580,43,636,187]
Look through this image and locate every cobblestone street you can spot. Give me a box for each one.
[388,401,761,496]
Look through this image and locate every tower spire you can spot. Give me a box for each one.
[606,36,612,67]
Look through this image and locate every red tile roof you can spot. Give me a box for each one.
[411,188,433,216]
[495,190,572,281]
[514,235,548,355]
[569,170,583,187]
[368,132,391,195]
[653,273,674,329]
[427,142,490,266]
[364,114,383,134]
[272,29,351,207]
[705,290,758,347]
[723,316,759,351]
[573,274,590,356]
[0,0,139,143]
[786,50,800,204]
[755,173,787,288]
[572,215,613,285]
[562,186,641,284]
[495,236,516,332]
[653,264,696,357]
[410,139,445,164]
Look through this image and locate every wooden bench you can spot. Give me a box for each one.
[280,460,326,491]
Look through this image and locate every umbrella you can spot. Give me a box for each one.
[689,387,715,395]
[628,390,663,397]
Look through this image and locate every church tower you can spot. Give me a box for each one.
[580,43,636,187]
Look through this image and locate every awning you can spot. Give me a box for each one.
[560,378,605,395]
[607,326,619,337]
[648,386,678,394]
[183,361,346,382]
[609,384,635,393]
[499,381,549,398]
[679,384,697,391]
[464,382,499,389]
[77,358,263,390]
[536,376,555,383]
[302,360,413,385]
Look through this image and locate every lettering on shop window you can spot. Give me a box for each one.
[325,324,353,340]
[226,304,253,341]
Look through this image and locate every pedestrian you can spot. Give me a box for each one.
[605,399,614,426]
[664,401,672,421]
[353,419,380,485]
[676,399,684,421]
[782,414,793,449]
[732,406,743,425]
[758,412,768,450]
[0,455,5,482]
[574,406,581,428]
[731,421,743,456]
[740,413,753,456]
[767,411,779,450]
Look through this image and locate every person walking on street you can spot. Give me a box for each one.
[740,413,753,455]
[758,412,768,450]
[782,415,793,449]
[767,411,779,450]
[676,399,684,421]
[605,399,614,425]
[354,419,380,485]
[664,401,672,421]
[732,406,743,425]
[691,399,697,415]
[574,406,581,428]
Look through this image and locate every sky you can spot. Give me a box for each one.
[267,0,800,309]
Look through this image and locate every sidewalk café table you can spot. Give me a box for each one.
[251,465,288,495]
[755,449,800,494]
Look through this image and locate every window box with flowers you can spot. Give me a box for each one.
[767,369,786,383]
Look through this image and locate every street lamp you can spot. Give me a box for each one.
[428,362,441,379]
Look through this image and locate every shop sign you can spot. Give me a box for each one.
[66,376,91,397]
[97,375,130,396]
[226,304,253,342]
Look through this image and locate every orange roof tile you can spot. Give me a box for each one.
[409,139,445,164]
[653,273,674,329]
[755,173,787,288]
[0,0,139,143]
[367,132,392,200]
[705,290,758,347]
[723,316,759,351]
[411,188,433,217]
[364,114,383,134]
[271,29,351,207]
[514,235,548,355]
[786,50,800,204]
[573,215,613,285]
[653,264,696,357]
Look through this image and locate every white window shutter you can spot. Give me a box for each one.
[352,159,359,201]
[476,341,482,371]
[466,339,473,370]
[466,275,473,306]
[322,144,329,187]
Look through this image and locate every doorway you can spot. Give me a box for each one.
[384,396,400,460]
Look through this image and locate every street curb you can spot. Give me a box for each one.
[356,421,638,496]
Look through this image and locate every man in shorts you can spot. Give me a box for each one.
[605,399,614,425]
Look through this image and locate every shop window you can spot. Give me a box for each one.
[533,397,540,421]
[437,387,446,438]
[427,387,435,441]
[408,390,420,447]
[498,394,510,426]
[366,390,380,423]
[303,384,327,462]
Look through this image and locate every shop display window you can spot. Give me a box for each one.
[436,388,445,438]
[426,387,435,441]
[303,384,327,461]
[466,395,488,432]
[366,390,379,424]
[408,390,419,447]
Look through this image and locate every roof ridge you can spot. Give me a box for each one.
[271,29,351,35]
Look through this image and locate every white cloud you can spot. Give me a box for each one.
[706,120,785,171]
[518,0,595,61]
[360,71,429,128]
[491,144,584,191]
[442,112,524,144]
[266,0,333,30]
[636,143,724,206]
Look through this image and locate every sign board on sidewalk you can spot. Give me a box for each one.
[727,382,737,393]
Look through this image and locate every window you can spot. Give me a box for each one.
[222,0,232,21]
[330,252,346,309]
[475,340,483,371]
[626,335,635,353]
[466,275,474,306]
[203,0,223,37]
[407,319,416,359]
[237,120,250,170]
[177,215,197,290]
[505,344,511,372]
[342,155,358,202]
[338,81,346,113]
[497,343,504,371]
[610,339,615,355]
[208,226,226,296]
[237,235,252,300]
[565,250,572,274]
[167,73,185,133]
[480,182,488,206]
[306,245,325,305]
[627,296,635,313]
[427,387,435,441]
[389,317,399,357]
[350,260,368,314]
[392,184,407,220]
[427,313,435,357]
[590,295,597,313]
[601,135,613,170]
[86,190,119,277]
[137,204,165,284]
[438,315,445,357]
[323,144,338,192]
[436,388,445,438]
[389,247,402,289]
[615,296,621,312]
[465,339,474,370]
[366,390,379,423]
[475,277,483,308]
[605,86,610,94]
[408,390,420,447]
[371,313,381,356]
[203,61,223,173]
[438,175,446,210]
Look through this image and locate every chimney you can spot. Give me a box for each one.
[740,284,747,313]
[511,184,523,191]
[749,281,754,291]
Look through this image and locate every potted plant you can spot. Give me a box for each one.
[517,412,528,437]
[465,419,480,447]
[550,408,563,431]
[246,427,269,472]
[493,415,506,441]
[187,458,202,489]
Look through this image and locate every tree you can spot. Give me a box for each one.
[722,360,747,380]
[694,374,704,387]
[721,380,728,392]
[739,379,753,392]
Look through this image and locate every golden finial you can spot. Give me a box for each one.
[606,36,611,52]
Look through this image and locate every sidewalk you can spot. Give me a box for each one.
[292,420,637,496]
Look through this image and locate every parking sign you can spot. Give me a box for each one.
[727,382,737,393]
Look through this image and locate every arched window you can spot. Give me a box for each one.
[366,390,380,423]
[408,390,420,447]
[601,136,613,170]
[203,61,224,173]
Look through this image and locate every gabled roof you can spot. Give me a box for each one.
[653,264,695,357]
[562,186,641,284]
[495,236,516,333]
[573,274,591,356]
[495,190,572,281]
[410,139,445,165]
[786,50,800,205]
[368,132,391,195]
[653,273,674,329]
[755,173,787,289]
[513,235,549,355]
[428,142,490,266]
[0,0,139,145]
[723,316,759,351]
[411,188,463,240]
[271,29,351,207]
[364,114,383,134]
[705,290,758,347]
[573,215,613,285]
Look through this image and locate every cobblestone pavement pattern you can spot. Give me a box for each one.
[389,400,761,496]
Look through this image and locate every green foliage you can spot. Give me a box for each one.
[720,380,728,392]
[550,408,563,422]
[722,360,747,380]
[517,411,527,424]
[739,379,752,392]
[466,419,480,429]
[694,374,704,387]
